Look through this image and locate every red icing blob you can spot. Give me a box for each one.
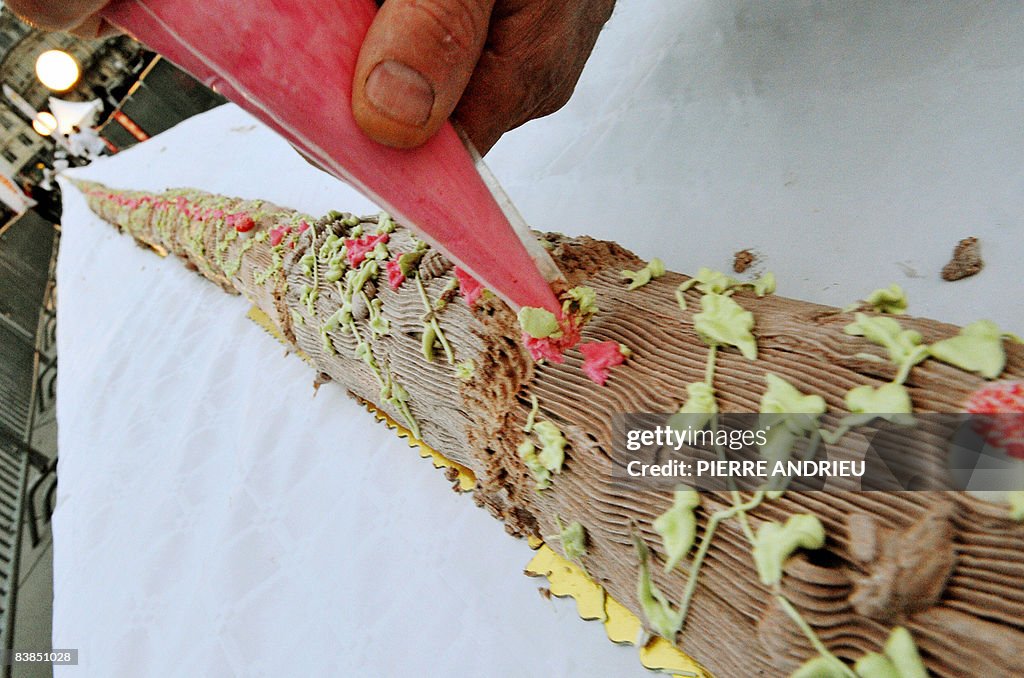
[579,341,627,385]
[454,267,483,306]
[386,257,406,290]
[269,225,291,247]
[231,214,256,233]
[345,233,389,267]
[966,381,1024,459]
[521,316,583,364]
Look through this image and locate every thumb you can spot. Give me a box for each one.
[353,0,495,149]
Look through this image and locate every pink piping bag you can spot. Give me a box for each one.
[102,0,563,313]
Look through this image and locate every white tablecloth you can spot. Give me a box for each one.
[55,3,1023,676]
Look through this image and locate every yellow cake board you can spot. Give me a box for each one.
[246,305,709,677]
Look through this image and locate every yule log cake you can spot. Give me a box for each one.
[76,179,1024,677]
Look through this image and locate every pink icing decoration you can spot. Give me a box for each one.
[454,267,483,306]
[269,225,291,247]
[966,381,1024,459]
[386,257,406,291]
[522,317,582,364]
[579,341,627,385]
[345,233,389,267]
[298,221,310,232]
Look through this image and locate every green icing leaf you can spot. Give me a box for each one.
[533,420,567,473]
[620,258,667,290]
[366,297,390,337]
[752,513,826,586]
[758,374,826,464]
[375,211,395,234]
[518,440,551,490]
[789,655,849,678]
[562,285,598,317]
[556,518,588,561]
[653,489,701,572]
[693,293,758,359]
[883,627,927,678]
[631,532,681,640]
[863,284,908,314]
[928,320,1008,379]
[854,652,899,678]
[751,271,776,296]
[454,360,475,381]
[844,313,928,381]
[760,373,826,421]
[518,307,560,339]
[1010,491,1024,522]
[845,383,912,414]
[822,382,915,443]
[682,267,737,295]
[668,382,718,432]
[677,268,775,309]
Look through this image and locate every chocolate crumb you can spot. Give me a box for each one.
[733,249,757,274]
[941,237,983,281]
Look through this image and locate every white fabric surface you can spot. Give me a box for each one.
[55,3,1023,677]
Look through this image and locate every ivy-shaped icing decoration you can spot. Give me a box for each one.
[845,382,912,415]
[678,267,737,297]
[518,440,551,490]
[518,307,561,339]
[676,268,776,309]
[364,295,390,337]
[928,320,1019,380]
[653,489,701,572]
[669,382,719,432]
[789,656,851,678]
[620,257,666,290]
[415,274,454,363]
[751,513,826,586]
[1009,491,1024,522]
[380,365,420,439]
[881,627,928,678]
[533,421,567,473]
[821,382,915,444]
[693,293,758,360]
[375,211,396,234]
[860,284,908,315]
[852,652,899,678]
[562,285,599,318]
[454,360,475,381]
[550,515,588,563]
[631,531,682,640]
[843,313,929,384]
[757,374,826,465]
[518,404,567,491]
[524,394,540,433]
[760,373,827,418]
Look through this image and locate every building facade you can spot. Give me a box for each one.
[0,7,145,180]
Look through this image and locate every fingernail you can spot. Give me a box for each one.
[364,60,434,127]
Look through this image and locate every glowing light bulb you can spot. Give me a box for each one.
[35,50,80,92]
[32,111,58,136]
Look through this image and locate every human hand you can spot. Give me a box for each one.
[9,0,616,154]
[352,0,616,154]
[6,0,120,38]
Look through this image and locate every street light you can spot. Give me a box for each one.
[35,50,80,92]
[32,111,58,136]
